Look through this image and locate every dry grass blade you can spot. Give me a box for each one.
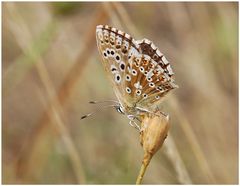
[164,133,192,184]
[14,10,107,182]
[111,2,141,38]
[36,61,86,184]
[165,3,216,183]
[168,96,215,183]
[5,3,87,183]
[102,2,123,29]
[3,20,56,96]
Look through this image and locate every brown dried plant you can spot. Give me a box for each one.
[136,112,170,184]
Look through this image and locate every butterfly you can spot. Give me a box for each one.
[95,25,178,130]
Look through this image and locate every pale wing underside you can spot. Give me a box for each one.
[96,25,178,111]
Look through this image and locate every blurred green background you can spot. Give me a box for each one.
[2,2,238,184]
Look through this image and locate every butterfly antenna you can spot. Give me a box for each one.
[89,100,119,104]
[80,104,118,120]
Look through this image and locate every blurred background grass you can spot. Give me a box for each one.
[2,2,238,184]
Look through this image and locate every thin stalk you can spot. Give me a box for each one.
[12,7,108,183]
[164,133,192,184]
[136,153,152,184]
[5,4,104,184]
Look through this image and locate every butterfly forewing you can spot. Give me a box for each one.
[96,25,140,108]
[96,25,178,114]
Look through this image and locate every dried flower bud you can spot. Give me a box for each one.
[140,112,170,157]
[136,112,170,184]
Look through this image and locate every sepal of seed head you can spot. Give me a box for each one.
[140,112,170,156]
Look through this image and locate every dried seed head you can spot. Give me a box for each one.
[140,112,170,156]
[136,112,170,184]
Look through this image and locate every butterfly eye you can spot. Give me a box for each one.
[116,106,124,114]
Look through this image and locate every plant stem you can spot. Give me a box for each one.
[136,153,152,184]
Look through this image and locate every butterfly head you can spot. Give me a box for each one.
[115,103,153,118]
[114,105,125,115]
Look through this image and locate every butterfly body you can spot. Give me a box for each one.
[96,25,178,127]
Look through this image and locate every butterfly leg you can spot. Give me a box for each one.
[155,106,168,117]
[127,115,141,131]
[129,120,141,131]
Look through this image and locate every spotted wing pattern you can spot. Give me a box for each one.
[96,25,178,111]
